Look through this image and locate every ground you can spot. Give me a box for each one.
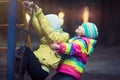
[0,45,120,80]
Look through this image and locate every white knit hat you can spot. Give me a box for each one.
[45,14,63,31]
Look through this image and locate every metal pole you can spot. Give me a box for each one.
[7,0,17,79]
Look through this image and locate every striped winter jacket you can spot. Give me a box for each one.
[57,36,97,80]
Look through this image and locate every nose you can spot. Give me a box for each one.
[75,29,78,33]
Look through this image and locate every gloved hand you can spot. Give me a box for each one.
[22,1,39,14]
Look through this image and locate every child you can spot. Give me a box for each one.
[15,1,69,80]
[50,22,99,80]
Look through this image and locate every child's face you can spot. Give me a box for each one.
[75,25,85,37]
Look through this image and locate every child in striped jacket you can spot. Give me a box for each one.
[50,22,99,80]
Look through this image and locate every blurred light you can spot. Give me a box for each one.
[83,6,89,22]
[58,11,65,19]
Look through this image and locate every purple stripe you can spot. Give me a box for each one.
[77,57,86,64]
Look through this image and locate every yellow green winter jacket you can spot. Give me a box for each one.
[31,8,69,72]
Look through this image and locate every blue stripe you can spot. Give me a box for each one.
[92,24,98,38]
[66,56,86,69]
[83,23,89,37]
[69,43,73,55]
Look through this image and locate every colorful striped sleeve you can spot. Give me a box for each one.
[59,43,72,55]
[59,39,87,56]
[82,37,97,56]
[87,39,96,56]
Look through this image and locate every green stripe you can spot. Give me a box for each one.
[66,57,85,69]
[88,40,96,55]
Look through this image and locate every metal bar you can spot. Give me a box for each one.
[22,3,33,50]
[0,24,24,27]
[0,47,19,50]
[0,68,7,71]
[18,0,33,50]
[0,1,9,3]
[7,0,17,79]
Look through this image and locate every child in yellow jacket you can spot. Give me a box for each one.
[15,1,69,80]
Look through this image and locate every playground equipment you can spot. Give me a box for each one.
[7,0,32,79]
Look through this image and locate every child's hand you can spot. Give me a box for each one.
[22,1,34,14]
[50,43,60,50]
[22,1,33,9]
[22,1,39,14]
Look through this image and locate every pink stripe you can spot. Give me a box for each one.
[72,42,87,63]
[57,64,82,80]
[79,53,87,62]
[72,42,82,55]
[59,43,66,53]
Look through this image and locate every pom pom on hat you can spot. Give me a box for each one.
[45,14,63,31]
[82,22,98,38]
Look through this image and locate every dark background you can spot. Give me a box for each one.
[0,0,120,47]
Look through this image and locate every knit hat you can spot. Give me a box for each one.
[82,22,98,38]
[45,14,63,31]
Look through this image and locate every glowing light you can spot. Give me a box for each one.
[58,11,65,19]
[83,6,89,22]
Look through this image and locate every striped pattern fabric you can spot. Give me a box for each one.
[82,22,98,39]
[57,37,97,80]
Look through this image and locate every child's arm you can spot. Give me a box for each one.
[22,1,69,43]
[33,8,69,43]
[22,1,44,38]
[32,15,44,38]
[50,39,87,56]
